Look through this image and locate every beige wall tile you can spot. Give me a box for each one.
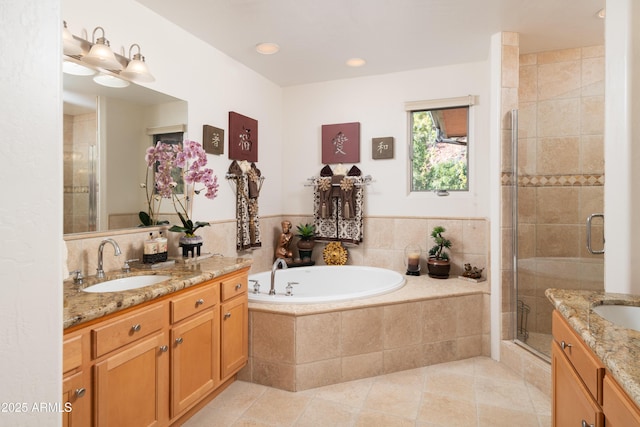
[536,187,580,224]
[579,186,604,222]
[582,56,605,97]
[519,65,538,103]
[296,312,341,363]
[535,225,580,257]
[537,99,580,137]
[502,31,519,47]
[457,294,483,337]
[517,102,537,140]
[383,302,422,348]
[252,312,295,363]
[341,352,384,382]
[392,218,429,250]
[517,187,536,224]
[422,298,457,342]
[537,137,580,175]
[364,217,395,250]
[502,45,520,88]
[519,53,537,66]
[341,307,384,356]
[422,340,457,366]
[581,135,604,174]
[296,358,342,391]
[582,45,604,58]
[251,358,295,391]
[456,335,482,360]
[502,87,519,128]
[537,48,581,64]
[580,96,605,135]
[537,61,581,100]
[461,219,487,255]
[383,344,424,373]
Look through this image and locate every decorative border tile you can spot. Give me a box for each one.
[501,173,604,187]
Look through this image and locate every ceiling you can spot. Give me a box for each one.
[136,0,605,87]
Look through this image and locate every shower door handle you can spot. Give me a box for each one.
[586,213,605,254]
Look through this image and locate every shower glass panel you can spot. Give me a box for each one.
[512,45,605,359]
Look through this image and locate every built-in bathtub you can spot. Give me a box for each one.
[248,265,406,304]
[240,268,490,392]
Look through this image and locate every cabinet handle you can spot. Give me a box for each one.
[175,337,184,345]
[582,420,594,427]
[560,341,572,350]
[195,298,205,306]
[159,345,168,352]
[235,283,242,290]
[75,388,86,398]
[224,312,231,319]
[131,324,141,333]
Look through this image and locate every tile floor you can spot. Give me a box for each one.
[184,356,551,427]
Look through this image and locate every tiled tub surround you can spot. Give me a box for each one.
[240,276,490,391]
[546,288,640,407]
[63,256,252,329]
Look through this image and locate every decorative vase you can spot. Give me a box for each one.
[179,235,203,258]
[296,238,315,261]
[427,257,450,279]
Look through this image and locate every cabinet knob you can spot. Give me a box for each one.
[560,341,572,350]
[159,345,168,352]
[131,324,141,333]
[196,298,205,306]
[582,420,594,427]
[75,388,86,398]
[235,283,242,290]
[175,337,184,345]
[224,312,232,319]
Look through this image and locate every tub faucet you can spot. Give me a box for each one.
[96,238,122,279]
[270,258,288,295]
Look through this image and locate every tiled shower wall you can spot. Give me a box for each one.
[516,46,605,338]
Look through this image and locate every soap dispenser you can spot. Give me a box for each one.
[143,232,158,264]
[156,231,168,262]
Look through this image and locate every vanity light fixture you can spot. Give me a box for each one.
[346,57,366,67]
[120,44,155,83]
[82,27,123,71]
[62,21,83,56]
[63,60,96,76]
[255,42,280,55]
[93,72,130,88]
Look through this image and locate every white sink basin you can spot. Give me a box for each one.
[82,275,172,293]
[592,304,640,332]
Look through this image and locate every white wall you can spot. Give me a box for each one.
[64,0,285,223]
[604,0,640,294]
[282,62,491,218]
[0,0,63,425]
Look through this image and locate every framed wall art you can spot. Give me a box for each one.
[228,111,258,162]
[372,137,394,159]
[202,125,224,155]
[321,122,360,164]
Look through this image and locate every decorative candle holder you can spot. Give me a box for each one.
[404,244,422,276]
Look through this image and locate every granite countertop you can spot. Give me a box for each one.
[546,288,640,408]
[64,256,252,330]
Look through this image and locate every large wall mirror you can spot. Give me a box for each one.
[63,72,188,235]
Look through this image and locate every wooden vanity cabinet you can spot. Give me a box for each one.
[220,272,249,380]
[169,282,220,418]
[62,332,91,427]
[62,268,249,427]
[603,374,640,426]
[552,309,640,427]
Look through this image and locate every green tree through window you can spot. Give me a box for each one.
[411,107,468,192]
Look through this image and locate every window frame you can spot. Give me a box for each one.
[405,95,476,196]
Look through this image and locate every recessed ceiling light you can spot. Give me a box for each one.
[256,42,280,55]
[346,58,366,67]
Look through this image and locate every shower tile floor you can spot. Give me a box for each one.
[184,356,551,427]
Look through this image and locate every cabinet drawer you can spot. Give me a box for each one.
[552,310,604,403]
[171,282,218,324]
[603,374,640,426]
[92,304,165,358]
[63,334,83,374]
[221,273,248,302]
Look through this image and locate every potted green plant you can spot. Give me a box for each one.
[295,223,316,260]
[427,226,452,278]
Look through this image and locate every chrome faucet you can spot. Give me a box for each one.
[96,238,122,279]
[270,258,288,295]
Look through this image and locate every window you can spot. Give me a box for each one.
[406,96,474,193]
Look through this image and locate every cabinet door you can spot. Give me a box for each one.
[171,307,220,417]
[94,332,168,427]
[62,371,90,427]
[603,375,640,427]
[220,295,248,380]
[552,340,603,427]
